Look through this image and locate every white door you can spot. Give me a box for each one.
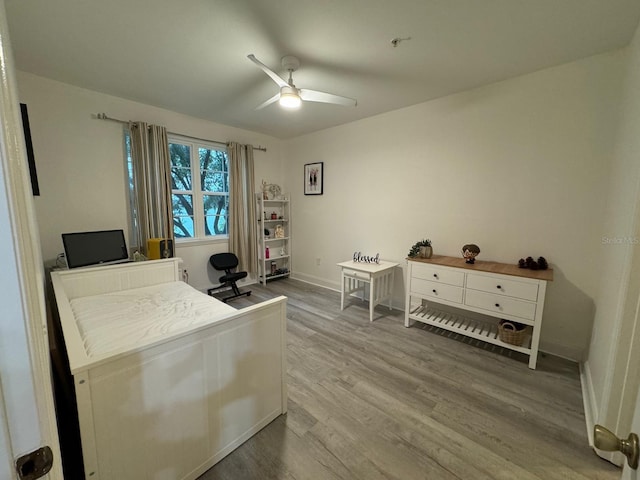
[0,0,62,478]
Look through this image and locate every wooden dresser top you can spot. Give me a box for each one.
[408,255,553,281]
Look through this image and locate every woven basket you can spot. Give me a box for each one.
[498,320,528,346]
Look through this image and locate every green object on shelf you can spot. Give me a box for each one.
[408,238,432,258]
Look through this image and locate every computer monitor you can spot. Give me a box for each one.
[61,229,129,269]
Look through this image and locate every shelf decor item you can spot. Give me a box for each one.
[408,239,432,258]
[268,183,282,199]
[518,256,548,270]
[352,251,380,264]
[462,244,480,264]
[498,320,528,346]
[304,162,323,195]
[261,180,282,199]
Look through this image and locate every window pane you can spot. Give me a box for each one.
[172,193,193,216]
[124,131,138,248]
[201,171,228,193]
[203,194,228,236]
[170,143,192,191]
[173,216,194,238]
[200,148,228,193]
[203,194,228,215]
[205,215,227,236]
[171,166,192,191]
[199,148,227,171]
[170,143,191,167]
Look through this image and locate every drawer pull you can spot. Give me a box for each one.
[433,274,438,279]
[432,289,437,293]
[495,303,500,307]
[497,285,502,289]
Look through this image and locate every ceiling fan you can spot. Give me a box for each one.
[247,54,357,110]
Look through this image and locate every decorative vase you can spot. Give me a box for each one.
[419,246,432,259]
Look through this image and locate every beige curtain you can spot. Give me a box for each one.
[129,122,173,254]
[228,142,257,273]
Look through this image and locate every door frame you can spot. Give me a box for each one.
[619,270,640,479]
[0,0,62,478]
[593,139,640,467]
[1,385,15,480]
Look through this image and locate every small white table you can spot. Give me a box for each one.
[337,260,399,322]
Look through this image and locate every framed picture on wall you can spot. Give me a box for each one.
[304,162,323,195]
[20,103,40,196]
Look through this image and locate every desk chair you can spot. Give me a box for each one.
[207,253,251,303]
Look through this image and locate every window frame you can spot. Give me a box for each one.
[169,135,230,242]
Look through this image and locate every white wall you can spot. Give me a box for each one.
[584,19,640,445]
[16,72,285,290]
[16,49,629,360]
[284,50,625,360]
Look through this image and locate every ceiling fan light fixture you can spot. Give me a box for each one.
[279,86,301,109]
[248,54,356,110]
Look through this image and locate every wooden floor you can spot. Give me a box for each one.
[201,278,619,480]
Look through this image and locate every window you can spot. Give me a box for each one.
[169,137,229,239]
[125,132,229,242]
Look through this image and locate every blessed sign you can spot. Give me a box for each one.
[353,252,380,264]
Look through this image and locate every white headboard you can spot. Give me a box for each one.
[51,258,181,300]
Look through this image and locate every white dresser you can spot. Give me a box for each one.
[405,255,553,369]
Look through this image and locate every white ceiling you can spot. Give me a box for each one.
[5,0,640,139]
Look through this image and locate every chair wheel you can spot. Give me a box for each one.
[247,292,251,296]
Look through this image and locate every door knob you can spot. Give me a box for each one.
[594,424,639,469]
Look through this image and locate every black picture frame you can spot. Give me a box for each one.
[20,103,40,196]
[304,162,323,195]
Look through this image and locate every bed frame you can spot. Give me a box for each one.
[50,258,287,480]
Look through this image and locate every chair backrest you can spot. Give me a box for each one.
[209,253,240,272]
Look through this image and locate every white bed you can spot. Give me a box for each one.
[51,258,287,480]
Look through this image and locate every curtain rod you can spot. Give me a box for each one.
[94,113,267,152]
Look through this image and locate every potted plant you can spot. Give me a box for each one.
[408,239,432,259]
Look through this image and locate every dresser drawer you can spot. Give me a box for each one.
[466,273,538,301]
[412,278,463,304]
[411,263,464,287]
[464,289,536,321]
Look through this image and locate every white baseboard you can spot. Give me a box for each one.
[290,272,341,292]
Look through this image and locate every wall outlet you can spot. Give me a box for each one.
[316,258,321,266]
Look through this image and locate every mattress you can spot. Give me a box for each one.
[70,281,236,357]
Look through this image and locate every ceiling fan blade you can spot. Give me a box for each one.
[299,89,357,107]
[247,54,288,88]
[255,93,280,110]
